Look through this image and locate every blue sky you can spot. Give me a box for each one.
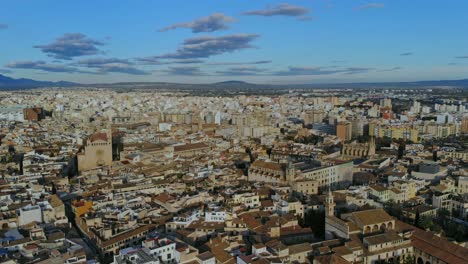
[1,0,467,84]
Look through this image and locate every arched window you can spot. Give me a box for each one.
[372,224,379,232]
[417,257,424,264]
[387,222,393,230]
[380,224,386,232]
[365,226,371,233]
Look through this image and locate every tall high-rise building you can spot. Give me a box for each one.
[302,110,325,126]
[380,98,392,109]
[369,121,420,142]
[410,101,421,113]
[462,118,468,134]
[351,118,368,138]
[336,121,352,141]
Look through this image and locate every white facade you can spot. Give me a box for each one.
[301,161,353,190]
[18,204,42,226]
[205,211,226,222]
[232,193,260,208]
[0,105,25,121]
[158,123,172,132]
[148,241,176,263]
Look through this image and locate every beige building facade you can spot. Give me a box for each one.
[78,131,113,172]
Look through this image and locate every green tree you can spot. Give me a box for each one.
[336,207,350,218]
[454,225,466,242]
[445,222,458,238]
[430,223,442,234]
[414,210,420,226]
[397,143,406,159]
[418,215,433,230]
[385,201,402,219]
[401,255,415,264]
[435,208,450,226]
[301,210,325,239]
[266,147,272,158]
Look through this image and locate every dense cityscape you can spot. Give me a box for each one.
[1,1,468,264]
[0,85,466,264]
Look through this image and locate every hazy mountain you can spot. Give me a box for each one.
[213,80,252,85]
[0,74,77,89]
[309,79,468,89]
[1,74,467,90]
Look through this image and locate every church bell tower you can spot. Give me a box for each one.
[325,190,335,217]
[286,160,296,183]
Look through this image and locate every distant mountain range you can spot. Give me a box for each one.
[1,73,467,90]
[0,74,76,90]
[213,80,251,85]
[312,79,468,89]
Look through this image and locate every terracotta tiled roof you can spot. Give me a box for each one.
[187,219,224,230]
[332,245,353,256]
[280,226,313,236]
[205,237,234,264]
[251,259,270,264]
[154,193,175,203]
[174,143,209,152]
[314,254,351,264]
[396,220,468,264]
[288,242,312,254]
[100,224,155,247]
[265,239,287,250]
[260,200,274,208]
[197,251,214,261]
[364,231,403,245]
[89,132,108,143]
[346,208,393,227]
[241,216,262,230]
[249,243,264,251]
[250,160,285,172]
[48,194,63,208]
[370,184,387,192]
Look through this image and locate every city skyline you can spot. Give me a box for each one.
[1,0,468,84]
[1,2,467,263]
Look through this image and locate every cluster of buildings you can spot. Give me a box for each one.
[0,87,466,264]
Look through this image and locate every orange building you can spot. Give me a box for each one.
[23,107,44,121]
[336,121,352,141]
[462,118,468,134]
[381,107,395,120]
[72,200,93,217]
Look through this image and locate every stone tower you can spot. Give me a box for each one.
[325,190,335,217]
[77,130,113,173]
[286,160,296,183]
[368,136,376,156]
